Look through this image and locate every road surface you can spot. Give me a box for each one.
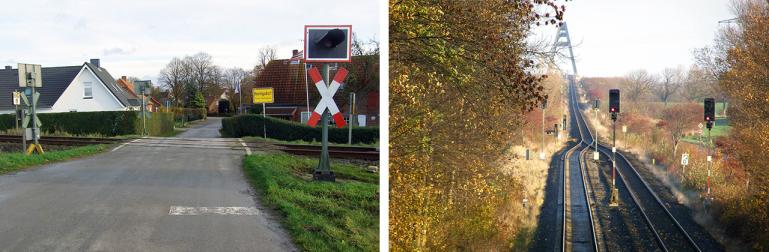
[0,118,296,251]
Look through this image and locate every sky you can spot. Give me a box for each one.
[544,0,735,77]
[0,0,379,85]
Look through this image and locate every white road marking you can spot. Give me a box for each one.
[168,206,260,216]
[111,139,141,152]
[238,139,252,155]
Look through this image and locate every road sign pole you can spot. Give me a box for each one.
[262,103,267,139]
[31,83,40,154]
[348,92,355,145]
[21,109,26,152]
[314,63,334,181]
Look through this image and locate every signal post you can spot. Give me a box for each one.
[608,89,620,207]
[304,25,352,182]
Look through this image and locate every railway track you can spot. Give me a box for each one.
[275,144,379,161]
[561,82,599,252]
[0,135,124,146]
[568,83,701,252]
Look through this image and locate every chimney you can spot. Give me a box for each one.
[292,49,298,56]
[4,66,10,70]
[90,59,100,68]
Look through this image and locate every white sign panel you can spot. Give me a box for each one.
[18,63,42,87]
[12,91,20,106]
[681,153,689,166]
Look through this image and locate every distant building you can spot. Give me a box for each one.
[252,51,379,126]
[0,59,142,114]
[116,77,162,112]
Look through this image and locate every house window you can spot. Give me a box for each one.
[84,81,93,98]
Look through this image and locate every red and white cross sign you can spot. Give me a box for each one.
[307,66,348,128]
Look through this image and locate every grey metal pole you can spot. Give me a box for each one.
[314,64,333,181]
[31,83,38,151]
[541,105,545,159]
[21,109,26,152]
[238,80,242,115]
[142,93,147,136]
[348,92,355,145]
[262,103,267,139]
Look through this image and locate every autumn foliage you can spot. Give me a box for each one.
[389,0,566,250]
[707,0,769,249]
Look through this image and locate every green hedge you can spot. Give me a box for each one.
[0,111,174,137]
[171,108,207,122]
[221,115,378,144]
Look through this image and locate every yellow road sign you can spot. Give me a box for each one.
[252,87,274,104]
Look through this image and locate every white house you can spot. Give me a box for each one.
[0,59,140,114]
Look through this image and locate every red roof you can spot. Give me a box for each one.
[253,55,379,115]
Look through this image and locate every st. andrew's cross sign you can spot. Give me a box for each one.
[307,66,347,128]
[303,24,352,182]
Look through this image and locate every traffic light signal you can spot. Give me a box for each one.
[704,98,715,122]
[609,89,620,113]
[304,25,352,62]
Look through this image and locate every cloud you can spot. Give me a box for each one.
[102,47,137,56]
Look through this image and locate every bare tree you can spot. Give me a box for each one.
[660,103,701,160]
[224,67,250,112]
[680,65,710,102]
[653,67,683,106]
[159,57,187,107]
[622,69,655,102]
[255,46,277,74]
[351,33,380,56]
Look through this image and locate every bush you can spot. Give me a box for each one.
[162,107,207,122]
[221,115,378,144]
[0,111,174,137]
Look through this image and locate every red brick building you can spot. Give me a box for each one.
[251,51,379,126]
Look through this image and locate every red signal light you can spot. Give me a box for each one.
[706,116,711,121]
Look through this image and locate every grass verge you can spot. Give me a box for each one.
[0,145,107,175]
[243,153,378,251]
[242,136,379,148]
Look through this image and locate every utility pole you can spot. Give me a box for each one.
[541,100,547,160]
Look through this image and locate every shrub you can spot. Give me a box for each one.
[0,111,174,136]
[221,115,378,144]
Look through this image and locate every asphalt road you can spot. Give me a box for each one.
[0,118,296,251]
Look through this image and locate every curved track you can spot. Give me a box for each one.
[568,83,701,252]
[561,84,599,251]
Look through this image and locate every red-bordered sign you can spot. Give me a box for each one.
[304,25,352,63]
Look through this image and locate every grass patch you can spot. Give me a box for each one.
[242,136,379,148]
[243,153,378,251]
[0,145,108,175]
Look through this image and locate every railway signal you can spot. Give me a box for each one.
[703,98,715,199]
[608,89,620,207]
[593,99,599,161]
[304,25,352,182]
[18,63,44,155]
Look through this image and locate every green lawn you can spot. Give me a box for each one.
[0,145,108,175]
[242,136,379,148]
[243,153,378,251]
